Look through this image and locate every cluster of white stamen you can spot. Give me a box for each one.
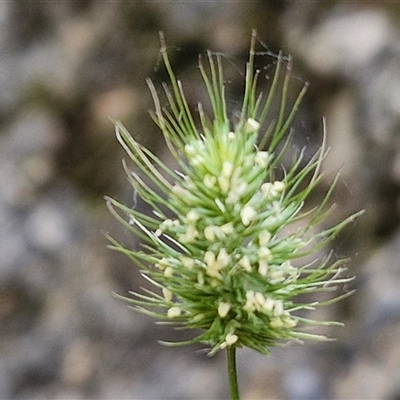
[181,256,195,269]
[172,184,191,199]
[186,209,200,223]
[269,261,299,283]
[184,143,196,157]
[226,178,248,205]
[261,181,285,199]
[191,313,205,323]
[218,176,230,193]
[240,205,257,226]
[204,174,217,188]
[222,161,234,178]
[243,290,284,315]
[155,257,170,270]
[184,141,205,160]
[217,161,234,193]
[155,218,180,237]
[178,224,198,243]
[220,332,239,349]
[162,287,173,302]
[259,231,272,246]
[220,222,235,235]
[218,302,231,318]
[257,243,272,276]
[167,306,181,318]
[238,255,252,272]
[192,155,205,167]
[204,226,217,241]
[204,249,231,279]
[258,260,269,277]
[258,246,272,260]
[244,118,260,134]
[255,151,270,168]
[204,222,234,241]
[270,313,297,329]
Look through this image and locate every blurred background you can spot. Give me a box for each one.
[1,1,400,399]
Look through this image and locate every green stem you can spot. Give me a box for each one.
[227,346,240,400]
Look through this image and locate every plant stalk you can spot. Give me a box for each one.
[227,346,240,400]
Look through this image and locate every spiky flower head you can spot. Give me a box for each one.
[106,31,362,356]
